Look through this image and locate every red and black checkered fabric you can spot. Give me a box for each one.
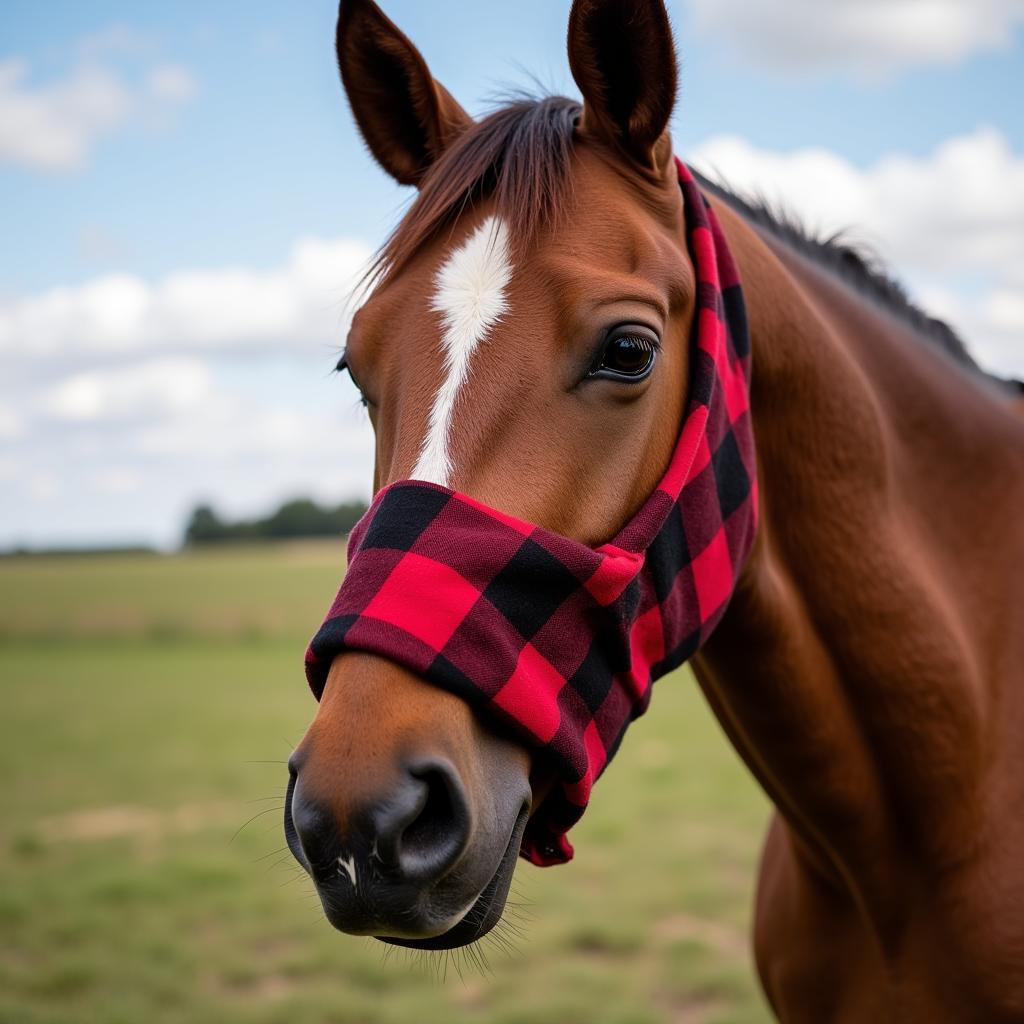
[305,160,757,866]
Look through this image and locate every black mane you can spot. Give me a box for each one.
[691,170,982,372]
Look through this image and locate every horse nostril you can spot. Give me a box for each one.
[287,779,341,883]
[374,760,470,884]
[286,756,472,894]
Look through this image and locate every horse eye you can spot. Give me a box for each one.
[590,328,659,382]
[336,351,371,409]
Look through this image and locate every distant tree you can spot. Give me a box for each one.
[184,504,227,545]
[182,497,368,547]
[263,499,335,539]
[333,501,369,535]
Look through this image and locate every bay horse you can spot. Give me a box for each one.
[284,1,1024,1019]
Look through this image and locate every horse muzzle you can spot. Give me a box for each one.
[283,653,532,948]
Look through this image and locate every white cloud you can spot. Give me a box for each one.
[25,472,59,502]
[145,64,197,103]
[130,392,373,461]
[2,375,375,545]
[2,348,375,545]
[0,59,132,171]
[74,224,131,265]
[0,233,377,547]
[683,0,1024,76]
[0,48,197,172]
[688,126,1024,376]
[41,357,211,423]
[985,289,1024,334]
[92,467,143,495]
[0,237,372,360]
[690,127,1024,274]
[76,25,156,60]
[0,403,24,440]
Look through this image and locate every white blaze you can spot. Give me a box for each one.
[411,216,512,485]
[336,853,357,888]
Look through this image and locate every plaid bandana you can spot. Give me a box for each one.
[305,160,756,866]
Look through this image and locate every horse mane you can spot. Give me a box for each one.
[688,171,981,372]
[373,94,984,377]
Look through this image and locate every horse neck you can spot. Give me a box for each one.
[691,198,1024,909]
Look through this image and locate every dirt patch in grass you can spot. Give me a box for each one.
[205,969,297,1002]
[656,994,731,1024]
[652,913,749,959]
[32,802,244,844]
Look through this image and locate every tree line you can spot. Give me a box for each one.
[183,497,368,546]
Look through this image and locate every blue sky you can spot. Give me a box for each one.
[3,0,1022,291]
[1,1,1022,547]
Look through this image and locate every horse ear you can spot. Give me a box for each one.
[336,0,472,186]
[567,0,678,171]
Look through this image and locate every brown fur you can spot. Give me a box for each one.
[292,1,1024,1015]
[695,204,1024,1020]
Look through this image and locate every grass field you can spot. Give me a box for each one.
[0,543,772,1024]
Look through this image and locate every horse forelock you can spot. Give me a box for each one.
[369,95,580,289]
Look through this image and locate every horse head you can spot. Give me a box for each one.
[285,0,705,950]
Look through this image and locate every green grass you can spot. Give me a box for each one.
[0,541,346,642]
[0,545,772,1023]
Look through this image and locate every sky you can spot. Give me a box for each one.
[1,0,1022,549]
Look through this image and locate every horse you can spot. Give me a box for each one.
[283,1,1024,1019]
